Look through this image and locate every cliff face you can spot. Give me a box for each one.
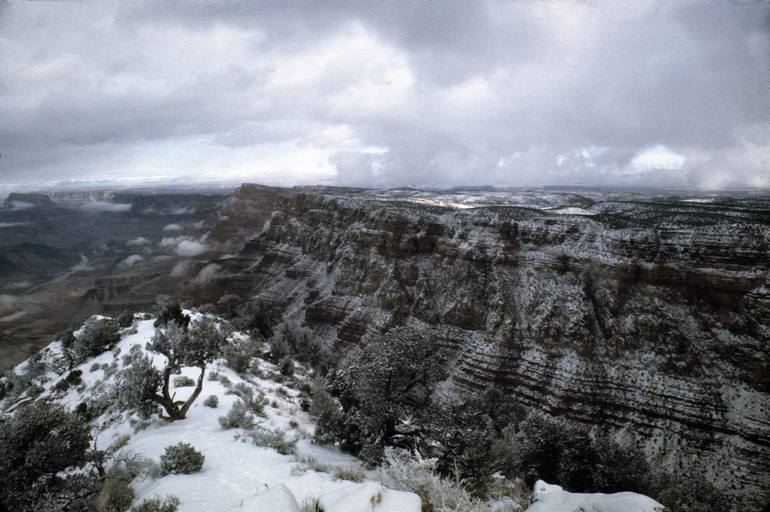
[214,185,770,509]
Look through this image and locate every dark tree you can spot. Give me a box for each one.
[216,294,242,319]
[0,401,91,509]
[233,300,281,338]
[154,296,191,330]
[326,325,447,463]
[117,310,135,328]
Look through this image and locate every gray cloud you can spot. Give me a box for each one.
[0,0,768,190]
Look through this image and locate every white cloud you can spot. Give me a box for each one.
[192,263,221,285]
[158,236,185,250]
[126,236,151,246]
[159,235,210,257]
[8,201,35,211]
[0,0,767,190]
[170,259,191,277]
[0,294,18,316]
[81,201,133,212]
[119,254,145,268]
[163,223,183,232]
[176,239,209,257]
[630,145,686,172]
[71,255,92,272]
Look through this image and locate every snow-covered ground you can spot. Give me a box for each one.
[12,315,422,512]
[527,481,665,512]
[4,313,668,512]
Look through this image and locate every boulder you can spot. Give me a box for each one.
[527,480,666,512]
[240,484,299,512]
[318,482,422,512]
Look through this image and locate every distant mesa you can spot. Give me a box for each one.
[3,192,54,209]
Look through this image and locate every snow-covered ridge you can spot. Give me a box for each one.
[5,314,421,511]
[2,312,666,512]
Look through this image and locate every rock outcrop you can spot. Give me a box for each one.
[210,185,770,510]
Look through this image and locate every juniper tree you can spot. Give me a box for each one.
[154,295,191,330]
[326,325,447,463]
[233,299,281,338]
[271,320,331,372]
[0,401,91,509]
[216,294,242,319]
[63,318,121,367]
[117,317,225,420]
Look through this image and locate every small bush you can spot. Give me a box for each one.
[248,426,296,455]
[227,381,253,401]
[131,496,180,512]
[334,466,364,482]
[296,456,333,474]
[204,395,219,408]
[299,497,321,512]
[271,321,331,372]
[279,357,294,377]
[173,375,195,387]
[54,378,71,392]
[159,443,204,475]
[54,369,83,392]
[109,450,162,481]
[219,400,256,430]
[23,473,102,512]
[207,370,220,381]
[100,477,135,512]
[377,448,490,512]
[108,434,132,453]
[226,382,266,415]
[3,356,48,401]
[70,318,121,364]
[197,303,216,314]
[222,337,263,374]
[217,294,242,319]
[118,310,134,328]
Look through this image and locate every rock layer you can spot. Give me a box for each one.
[213,185,770,510]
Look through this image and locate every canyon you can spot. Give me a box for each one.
[208,185,770,510]
[2,184,769,509]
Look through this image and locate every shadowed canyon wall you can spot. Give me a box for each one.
[210,185,770,509]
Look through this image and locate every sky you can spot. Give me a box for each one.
[0,0,768,192]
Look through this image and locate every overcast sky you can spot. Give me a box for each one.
[0,0,768,191]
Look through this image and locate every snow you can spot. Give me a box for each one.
[527,480,665,512]
[239,484,299,512]
[317,482,421,512]
[20,314,423,512]
[548,207,596,216]
[5,313,669,512]
[533,480,565,497]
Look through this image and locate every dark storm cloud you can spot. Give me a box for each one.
[0,0,768,190]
